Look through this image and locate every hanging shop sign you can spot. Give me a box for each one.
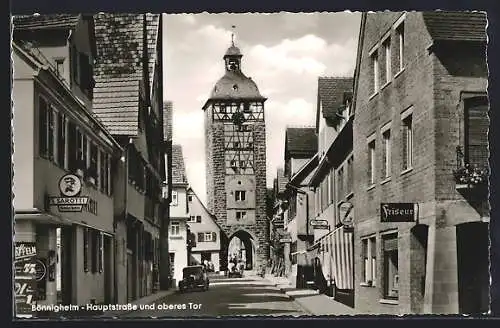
[279,232,292,243]
[48,174,89,212]
[339,201,354,226]
[380,203,416,222]
[310,219,329,230]
[14,242,37,316]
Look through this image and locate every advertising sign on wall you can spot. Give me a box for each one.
[14,242,37,317]
[380,203,416,222]
[48,174,89,212]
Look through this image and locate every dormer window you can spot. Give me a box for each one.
[55,58,65,77]
[71,45,93,96]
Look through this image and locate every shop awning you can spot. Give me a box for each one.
[15,209,114,237]
[15,210,73,226]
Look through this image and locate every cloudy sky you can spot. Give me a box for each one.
[163,12,361,204]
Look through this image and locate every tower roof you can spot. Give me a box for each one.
[210,70,263,100]
[224,45,242,57]
[205,29,265,103]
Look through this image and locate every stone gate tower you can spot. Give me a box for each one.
[203,38,269,272]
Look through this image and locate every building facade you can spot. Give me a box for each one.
[203,39,269,273]
[283,153,318,289]
[12,14,122,307]
[168,145,190,285]
[93,13,165,303]
[352,12,488,314]
[160,100,173,289]
[186,188,222,272]
[281,127,317,287]
[308,77,355,307]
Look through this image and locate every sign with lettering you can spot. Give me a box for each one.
[310,219,329,230]
[48,174,90,212]
[380,203,416,222]
[14,242,37,316]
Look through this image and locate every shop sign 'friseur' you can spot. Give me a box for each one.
[48,174,89,212]
[380,203,416,222]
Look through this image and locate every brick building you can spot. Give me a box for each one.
[352,12,488,314]
[202,39,269,272]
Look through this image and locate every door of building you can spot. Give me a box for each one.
[456,222,489,314]
[127,249,134,302]
[60,226,73,304]
[104,236,113,303]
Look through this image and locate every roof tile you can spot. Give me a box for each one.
[423,11,487,42]
[93,13,161,136]
[318,77,353,120]
[163,101,173,142]
[172,144,188,185]
[285,127,318,156]
[12,14,80,30]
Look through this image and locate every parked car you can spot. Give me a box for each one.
[179,265,209,292]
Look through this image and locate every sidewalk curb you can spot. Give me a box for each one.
[100,289,176,318]
[263,277,315,316]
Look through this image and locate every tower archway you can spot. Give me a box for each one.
[227,229,257,270]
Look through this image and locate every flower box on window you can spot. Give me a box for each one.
[453,164,488,189]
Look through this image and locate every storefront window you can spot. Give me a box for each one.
[382,233,398,300]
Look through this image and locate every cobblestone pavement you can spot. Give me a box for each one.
[120,275,308,318]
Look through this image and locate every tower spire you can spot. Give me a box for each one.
[231,25,236,46]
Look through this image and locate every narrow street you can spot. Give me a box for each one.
[120,274,308,317]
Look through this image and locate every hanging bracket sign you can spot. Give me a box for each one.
[48,174,89,212]
[310,219,329,230]
[339,201,354,227]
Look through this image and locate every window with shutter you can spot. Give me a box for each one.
[89,143,98,183]
[67,122,77,171]
[39,96,48,157]
[196,216,202,223]
[57,113,65,167]
[48,107,55,160]
[79,53,89,91]
[71,46,79,86]
[83,228,90,272]
[212,232,217,242]
[402,115,413,170]
[197,233,204,242]
[98,232,104,273]
[91,229,98,273]
[465,97,489,168]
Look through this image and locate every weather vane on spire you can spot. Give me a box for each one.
[231,25,236,46]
